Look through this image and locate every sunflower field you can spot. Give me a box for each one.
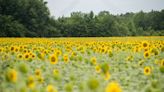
[0,37,164,92]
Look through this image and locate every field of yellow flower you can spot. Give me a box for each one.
[0,37,164,92]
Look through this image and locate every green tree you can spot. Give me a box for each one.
[0,15,26,37]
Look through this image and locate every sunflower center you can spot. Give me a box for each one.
[143,43,147,47]
[146,69,149,73]
[51,57,56,62]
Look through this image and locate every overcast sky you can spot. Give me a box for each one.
[45,0,164,18]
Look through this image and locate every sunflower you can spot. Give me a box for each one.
[138,60,144,66]
[55,49,62,56]
[151,48,159,56]
[49,54,58,64]
[142,41,149,48]
[159,60,164,73]
[35,69,41,77]
[17,54,23,60]
[80,49,85,54]
[144,47,149,52]
[161,46,164,52]
[24,53,30,60]
[133,47,139,53]
[160,59,164,67]
[0,47,3,53]
[23,49,27,53]
[101,63,109,74]
[101,47,106,53]
[91,57,97,65]
[10,46,15,52]
[126,55,133,62]
[87,78,99,90]
[37,76,44,84]
[104,72,111,81]
[153,50,159,56]
[14,47,19,53]
[154,59,159,65]
[38,53,45,60]
[27,75,35,89]
[144,66,151,76]
[46,84,58,92]
[6,69,17,83]
[144,51,150,58]
[105,81,122,92]
[31,53,36,59]
[71,51,77,57]
[63,54,69,63]
[53,69,59,75]
[53,69,60,80]
[95,65,101,73]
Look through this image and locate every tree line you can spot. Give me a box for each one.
[0,0,164,37]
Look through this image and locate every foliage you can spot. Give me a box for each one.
[0,0,164,37]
